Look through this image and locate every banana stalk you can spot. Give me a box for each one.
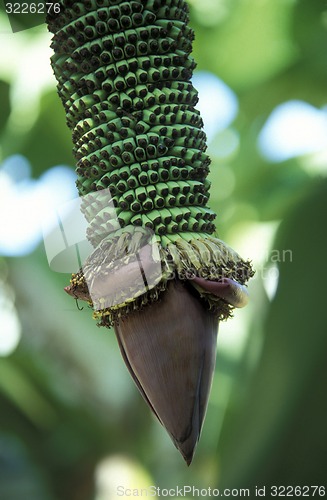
[47,0,254,464]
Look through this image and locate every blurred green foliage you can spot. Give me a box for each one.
[0,1,326,499]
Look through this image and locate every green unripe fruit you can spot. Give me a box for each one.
[47,0,253,325]
[49,0,255,467]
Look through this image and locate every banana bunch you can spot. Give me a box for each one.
[47,0,254,464]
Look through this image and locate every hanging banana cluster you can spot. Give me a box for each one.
[47,0,254,464]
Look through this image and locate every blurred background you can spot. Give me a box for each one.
[0,0,327,498]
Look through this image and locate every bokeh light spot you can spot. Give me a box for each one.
[0,156,76,256]
[193,71,239,142]
[258,100,327,162]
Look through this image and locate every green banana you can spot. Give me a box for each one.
[47,0,254,466]
[159,208,173,224]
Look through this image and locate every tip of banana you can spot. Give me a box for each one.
[174,433,198,466]
[114,279,219,464]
